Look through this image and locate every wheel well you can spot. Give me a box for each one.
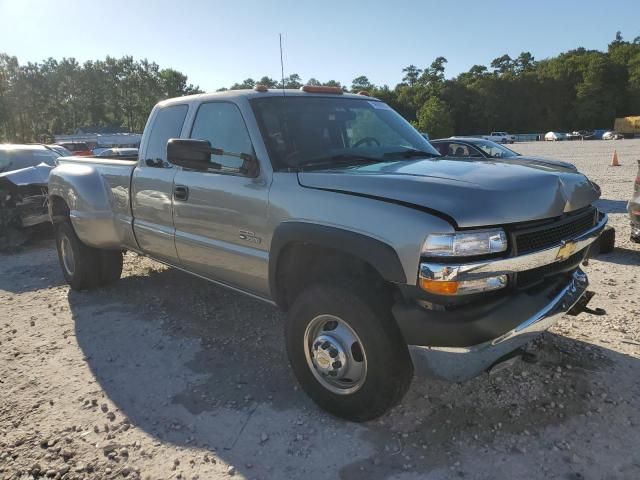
[274,243,396,310]
[49,195,70,223]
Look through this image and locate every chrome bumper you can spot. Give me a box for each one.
[420,213,607,283]
[409,268,589,382]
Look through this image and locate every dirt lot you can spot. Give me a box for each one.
[1,139,639,480]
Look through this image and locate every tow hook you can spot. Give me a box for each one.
[568,291,606,316]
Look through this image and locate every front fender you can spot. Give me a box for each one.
[269,222,407,305]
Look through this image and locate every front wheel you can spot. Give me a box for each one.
[285,284,413,421]
[598,226,615,254]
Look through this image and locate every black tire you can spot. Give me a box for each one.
[598,226,616,254]
[55,221,103,290]
[100,250,123,285]
[285,284,413,422]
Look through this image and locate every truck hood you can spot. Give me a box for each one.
[297,158,600,228]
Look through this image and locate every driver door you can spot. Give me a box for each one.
[172,101,271,297]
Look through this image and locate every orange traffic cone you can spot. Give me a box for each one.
[611,149,620,167]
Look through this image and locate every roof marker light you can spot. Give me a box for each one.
[300,85,343,94]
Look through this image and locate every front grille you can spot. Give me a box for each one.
[515,251,585,289]
[513,208,597,255]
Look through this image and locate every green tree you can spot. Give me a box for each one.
[281,73,303,89]
[351,75,373,92]
[415,97,453,138]
[491,54,515,75]
[0,53,201,141]
[258,76,279,88]
[402,65,422,86]
[230,78,256,90]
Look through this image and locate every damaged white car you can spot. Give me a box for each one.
[0,145,59,245]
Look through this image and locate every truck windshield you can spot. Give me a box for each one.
[250,96,440,170]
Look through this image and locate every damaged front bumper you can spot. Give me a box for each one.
[407,268,589,381]
[395,213,607,382]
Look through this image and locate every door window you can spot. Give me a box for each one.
[145,104,188,164]
[448,143,483,157]
[190,102,254,171]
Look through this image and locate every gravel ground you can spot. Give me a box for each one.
[1,139,639,480]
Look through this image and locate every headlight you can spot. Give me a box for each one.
[422,229,507,257]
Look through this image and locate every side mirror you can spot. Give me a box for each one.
[166,139,213,170]
[166,138,259,176]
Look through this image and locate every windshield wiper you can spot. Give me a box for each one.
[383,148,439,159]
[295,153,385,171]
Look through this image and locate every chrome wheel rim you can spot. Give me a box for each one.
[303,314,367,395]
[60,234,75,276]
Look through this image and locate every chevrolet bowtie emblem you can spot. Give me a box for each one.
[556,241,577,261]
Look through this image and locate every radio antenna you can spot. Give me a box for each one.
[279,33,286,96]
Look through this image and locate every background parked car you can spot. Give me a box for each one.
[576,130,595,140]
[56,141,92,156]
[431,137,519,158]
[0,144,59,172]
[566,132,582,141]
[0,145,62,244]
[431,137,578,171]
[545,131,566,141]
[96,147,139,158]
[482,131,515,143]
[45,144,72,157]
[602,131,624,140]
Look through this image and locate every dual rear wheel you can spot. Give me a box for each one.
[55,220,123,290]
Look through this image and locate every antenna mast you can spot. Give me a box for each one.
[279,33,286,96]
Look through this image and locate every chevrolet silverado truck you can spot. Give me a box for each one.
[48,86,607,421]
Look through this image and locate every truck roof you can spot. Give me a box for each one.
[157,89,379,107]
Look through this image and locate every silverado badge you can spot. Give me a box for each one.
[556,240,577,262]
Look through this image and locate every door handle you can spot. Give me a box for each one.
[174,185,189,201]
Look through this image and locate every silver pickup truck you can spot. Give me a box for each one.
[48,86,607,421]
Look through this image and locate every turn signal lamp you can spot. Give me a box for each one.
[419,275,508,296]
[419,279,459,295]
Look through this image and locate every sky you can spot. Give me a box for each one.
[1,0,639,92]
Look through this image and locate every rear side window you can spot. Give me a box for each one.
[190,102,254,170]
[145,104,188,163]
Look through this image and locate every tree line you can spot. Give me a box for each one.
[1,32,639,142]
[0,55,201,142]
[219,32,640,138]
